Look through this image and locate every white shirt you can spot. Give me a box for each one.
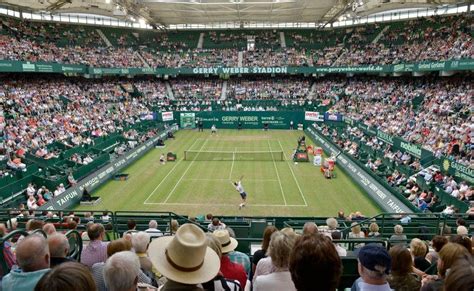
[27,198,37,210]
[145,228,163,238]
[335,244,347,257]
[235,181,245,194]
[27,186,36,196]
[254,271,296,291]
[253,257,277,283]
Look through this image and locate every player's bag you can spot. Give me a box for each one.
[201,275,242,291]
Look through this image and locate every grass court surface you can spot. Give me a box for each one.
[76,130,381,217]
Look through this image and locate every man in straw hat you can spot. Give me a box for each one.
[148,223,220,291]
[213,229,247,289]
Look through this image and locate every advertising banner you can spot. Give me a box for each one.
[306,126,414,213]
[305,111,324,122]
[180,113,196,129]
[324,112,343,122]
[439,158,474,184]
[0,60,86,73]
[1,59,472,75]
[161,111,174,122]
[177,111,304,129]
[38,125,178,210]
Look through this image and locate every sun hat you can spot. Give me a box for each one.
[148,223,220,284]
[212,229,238,254]
[358,244,391,275]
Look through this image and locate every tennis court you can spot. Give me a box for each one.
[76,130,381,217]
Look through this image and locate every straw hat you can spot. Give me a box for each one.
[212,229,238,254]
[148,223,220,284]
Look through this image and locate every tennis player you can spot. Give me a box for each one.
[233,175,247,210]
[211,124,217,135]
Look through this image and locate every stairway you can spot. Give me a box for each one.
[96,29,113,47]
[220,81,228,100]
[372,25,390,44]
[165,82,174,100]
[307,82,318,100]
[280,32,286,48]
[238,51,244,67]
[135,51,150,68]
[197,32,205,49]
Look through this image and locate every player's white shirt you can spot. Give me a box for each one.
[235,181,245,193]
[211,125,217,131]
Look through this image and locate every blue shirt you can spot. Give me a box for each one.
[2,267,50,291]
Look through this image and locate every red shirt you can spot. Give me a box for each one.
[220,255,247,289]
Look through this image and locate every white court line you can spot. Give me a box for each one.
[278,140,308,207]
[228,147,236,180]
[162,138,209,203]
[183,178,279,182]
[268,140,287,206]
[144,202,306,207]
[204,147,272,150]
[143,137,200,204]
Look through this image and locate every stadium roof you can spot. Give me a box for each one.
[0,0,469,27]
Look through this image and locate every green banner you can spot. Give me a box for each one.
[341,117,470,183]
[0,60,86,73]
[439,158,474,184]
[88,67,155,75]
[180,113,196,129]
[177,111,304,129]
[340,117,433,161]
[394,59,474,72]
[1,59,472,75]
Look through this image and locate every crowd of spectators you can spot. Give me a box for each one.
[1,15,472,68]
[227,77,311,100]
[0,210,472,291]
[328,76,472,165]
[242,48,312,67]
[142,48,239,68]
[0,77,153,170]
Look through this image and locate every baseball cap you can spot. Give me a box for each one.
[358,244,391,275]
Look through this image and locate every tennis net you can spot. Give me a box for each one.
[184,150,284,161]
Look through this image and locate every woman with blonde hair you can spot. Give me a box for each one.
[254,231,297,291]
[368,223,380,238]
[168,219,179,235]
[421,242,472,291]
[410,238,430,272]
[253,228,297,283]
[348,222,365,249]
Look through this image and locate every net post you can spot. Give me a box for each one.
[184,151,187,161]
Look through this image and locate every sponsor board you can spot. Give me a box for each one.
[162,111,174,122]
[305,111,323,122]
[306,126,413,213]
[39,125,178,210]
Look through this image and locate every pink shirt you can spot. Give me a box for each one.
[80,240,108,268]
